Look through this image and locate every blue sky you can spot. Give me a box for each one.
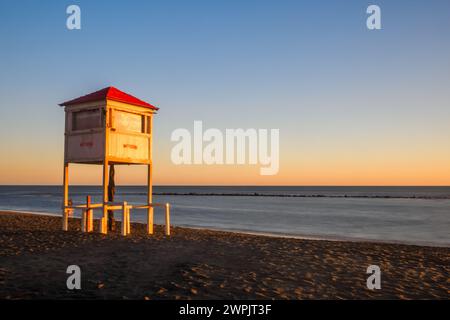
[0,0,450,185]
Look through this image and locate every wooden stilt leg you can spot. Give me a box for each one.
[81,210,87,232]
[165,203,171,236]
[87,210,93,232]
[62,211,68,231]
[147,208,154,235]
[101,160,109,234]
[86,195,93,232]
[126,207,131,235]
[147,164,153,234]
[121,202,127,236]
[62,162,69,231]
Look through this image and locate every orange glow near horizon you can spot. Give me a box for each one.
[1,125,450,186]
[1,146,450,186]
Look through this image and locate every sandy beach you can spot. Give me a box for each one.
[0,211,448,299]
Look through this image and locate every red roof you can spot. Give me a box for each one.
[59,86,159,110]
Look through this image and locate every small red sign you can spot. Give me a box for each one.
[80,142,93,147]
[123,144,138,150]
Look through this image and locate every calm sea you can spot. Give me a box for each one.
[0,186,449,247]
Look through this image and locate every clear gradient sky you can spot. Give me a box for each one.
[0,0,449,186]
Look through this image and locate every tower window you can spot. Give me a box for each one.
[72,109,103,131]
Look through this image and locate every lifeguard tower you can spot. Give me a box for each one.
[59,86,170,236]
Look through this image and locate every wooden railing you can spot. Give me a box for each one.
[62,196,171,236]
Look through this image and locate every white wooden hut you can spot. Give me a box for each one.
[59,86,170,235]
